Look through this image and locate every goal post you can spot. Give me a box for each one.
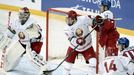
[45,8,100,73]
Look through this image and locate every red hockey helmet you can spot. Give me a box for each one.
[66,10,77,26]
[19,7,30,13]
[67,10,77,20]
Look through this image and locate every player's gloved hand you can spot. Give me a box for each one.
[92,15,104,26]
[76,38,85,45]
[8,26,16,34]
[18,32,25,39]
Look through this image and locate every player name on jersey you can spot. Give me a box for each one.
[122,46,134,61]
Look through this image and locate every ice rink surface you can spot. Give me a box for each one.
[0,54,91,75]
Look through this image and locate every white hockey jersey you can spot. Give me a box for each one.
[11,17,36,33]
[9,17,40,44]
[120,46,134,61]
[64,16,93,52]
[100,10,113,19]
[99,56,134,75]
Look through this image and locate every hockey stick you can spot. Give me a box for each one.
[114,18,122,21]
[8,11,11,27]
[42,24,98,74]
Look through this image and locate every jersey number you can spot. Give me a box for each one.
[104,60,117,73]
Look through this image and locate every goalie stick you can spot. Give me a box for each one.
[42,24,98,74]
[8,11,11,27]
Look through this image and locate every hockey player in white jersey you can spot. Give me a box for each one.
[117,37,134,61]
[63,10,97,75]
[99,55,134,75]
[99,0,113,19]
[99,37,134,75]
[0,7,47,72]
[117,37,134,74]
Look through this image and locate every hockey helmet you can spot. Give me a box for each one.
[118,37,129,48]
[101,0,111,9]
[67,10,77,20]
[19,7,30,23]
[66,10,77,26]
[20,7,30,13]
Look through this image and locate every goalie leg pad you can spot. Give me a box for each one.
[26,44,47,70]
[4,41,25,71]
[0,34,11,50]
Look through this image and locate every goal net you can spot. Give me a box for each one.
[45,8,103,73]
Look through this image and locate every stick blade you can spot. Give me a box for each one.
[42,69,55,75]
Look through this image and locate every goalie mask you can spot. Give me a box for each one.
[66,10,77,26]
[19,7,30,25]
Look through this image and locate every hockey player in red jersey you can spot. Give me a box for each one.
[118,37,134,61]
[93,0,119,57]
[63,10,97,75]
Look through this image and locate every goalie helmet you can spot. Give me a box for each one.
[66,10,77,26]
[118,37,129,49]
[19,7,30,24]
[101,0,111,10]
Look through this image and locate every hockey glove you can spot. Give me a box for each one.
[92,15,104,26]
[8,26,16,34]
[76,38,85,45]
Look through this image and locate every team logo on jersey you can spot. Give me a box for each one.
[75,28,83,37]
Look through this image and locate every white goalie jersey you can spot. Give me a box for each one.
[6,17,41,42]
